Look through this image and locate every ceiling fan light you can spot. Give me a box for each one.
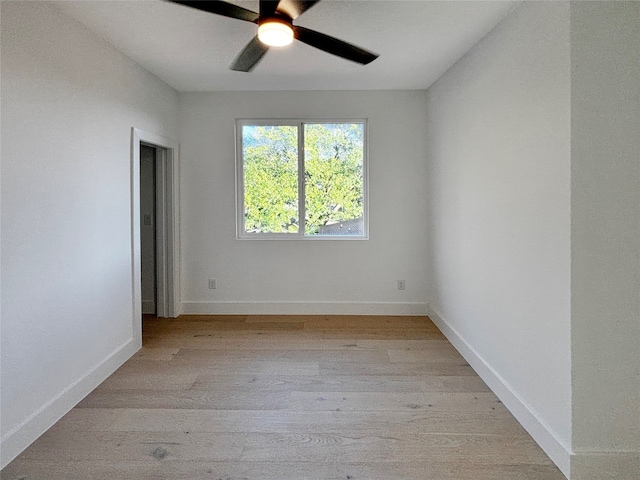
[258,20,294,47]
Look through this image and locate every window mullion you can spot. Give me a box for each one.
[297,122,305,236]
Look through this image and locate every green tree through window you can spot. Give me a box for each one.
[239,121,366,237]
[243,125,299,233]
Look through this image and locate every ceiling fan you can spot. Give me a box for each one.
[168,0,379,72]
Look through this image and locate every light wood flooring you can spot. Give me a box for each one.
[2,315,565,479]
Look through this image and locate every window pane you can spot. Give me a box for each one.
[304,123,364,236]
[242,125,299,233]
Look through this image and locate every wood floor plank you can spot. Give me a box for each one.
[40,408,124,432]
[357,338,455,349]
[192,374,427,392]
[1,314,564,480]
[77,387,291,410]
[386,345,468,364]
[144,337,372,350]
[172,347,389,364]
[96,371,198,391]
[421,375,492,392]
[317,328,447,340]
[132,346,181,361]
[145,320,304,332]
[50,408,530,436]
[244,314,315,323]
[0,460,568,480]
[320,361,476,376]
[302,315,440,329]
[167,314,248,322]
[290,391,505,413]
[17,431,246,462]
[116,358,320,376]
[142,329,375,345]
[240,432,554,465]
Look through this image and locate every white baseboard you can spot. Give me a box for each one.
[181,301,429,316]
[571,451,640,480]
[141,300,156,314]
[0,338,139,469]
[426,304,571,479]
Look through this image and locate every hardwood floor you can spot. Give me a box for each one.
[2,315,565,479]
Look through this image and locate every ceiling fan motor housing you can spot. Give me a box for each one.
[257,15,294,47]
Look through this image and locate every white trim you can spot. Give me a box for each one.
[570,451,640,480]
[0,339,138,468]
[182,301,428,316]
[131,128,180,324]
[426,303,571,479]
[165,144,180,318]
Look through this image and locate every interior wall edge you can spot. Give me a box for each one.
[569,451,640,480]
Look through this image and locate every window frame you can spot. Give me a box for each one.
[235,118,369,240]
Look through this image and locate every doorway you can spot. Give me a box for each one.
[131,128,179,345]
[140,144,159,316]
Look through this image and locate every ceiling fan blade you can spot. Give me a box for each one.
[276,0,321,19]
[168,1,259,23]
[231,36,270,72]
[260,0,280,17]
[293,26,378,65]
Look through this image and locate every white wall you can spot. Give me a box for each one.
[0,1,178,467]
[425,1,572,475]
[569,2,640,478]
[178,90,429,315]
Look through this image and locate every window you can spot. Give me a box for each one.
[236,120,368,239]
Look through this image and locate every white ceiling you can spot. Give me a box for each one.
[55,0,517,92]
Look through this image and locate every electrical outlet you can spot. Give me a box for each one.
[208,278,217,290]
[397,280,406,291]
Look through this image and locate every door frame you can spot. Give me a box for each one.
[131,128,180,344]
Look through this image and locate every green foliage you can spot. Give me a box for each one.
[242,123,364,235]
[243,126,298,233]
[304,123,364,235]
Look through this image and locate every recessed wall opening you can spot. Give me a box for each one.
[131,128,180,343]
